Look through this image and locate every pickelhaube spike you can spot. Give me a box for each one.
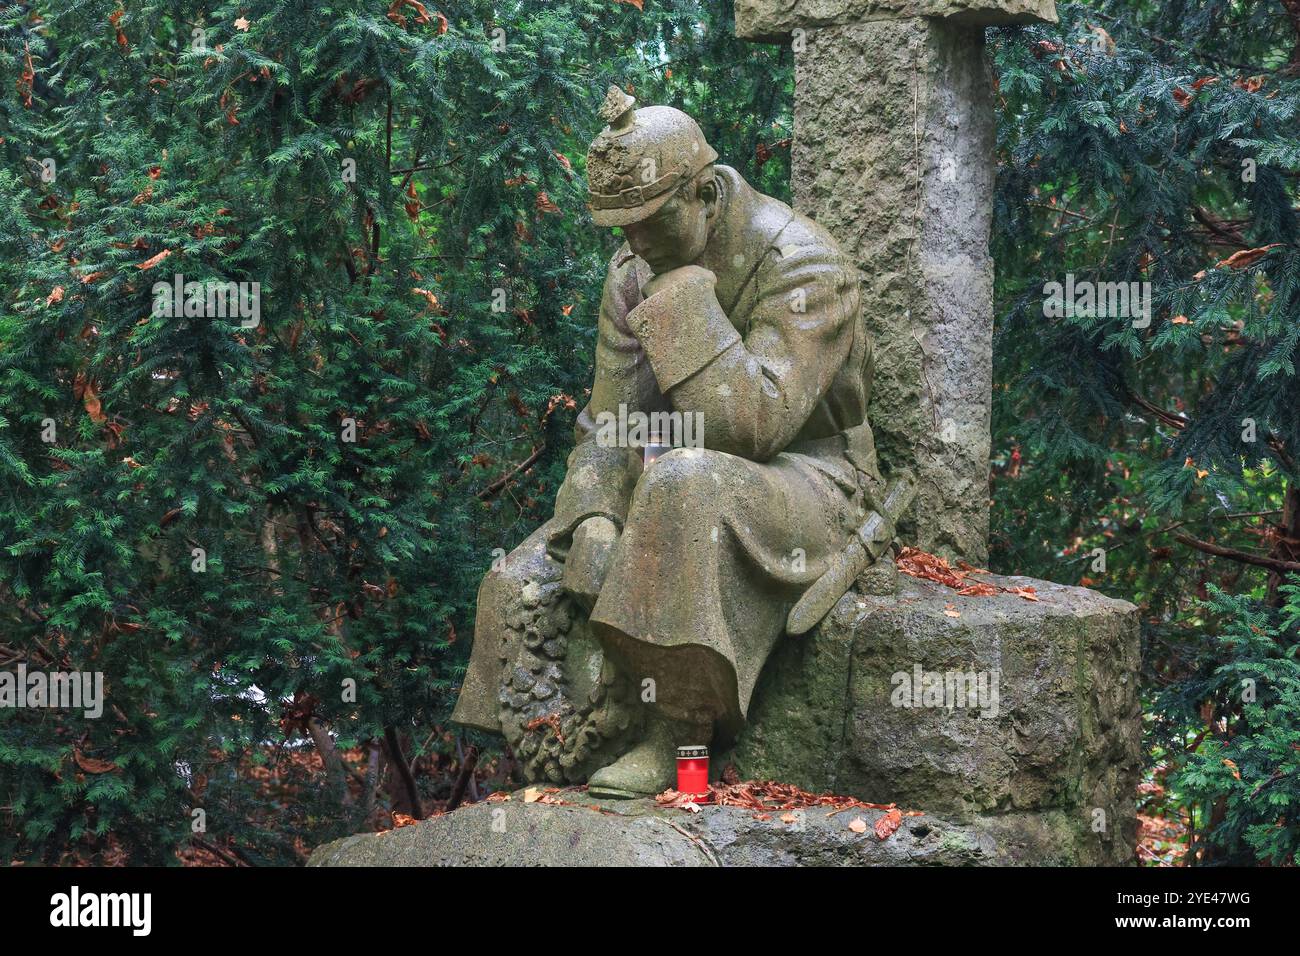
[598,85,637,132]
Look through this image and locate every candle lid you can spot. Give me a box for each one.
[676,745,708,759]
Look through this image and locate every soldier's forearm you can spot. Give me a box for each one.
[547,439,641,554]
[627,271,832,460]
[627,271,739,392]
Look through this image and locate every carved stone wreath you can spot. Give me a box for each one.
[494,568,640,785]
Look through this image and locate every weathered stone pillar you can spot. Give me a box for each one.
[736,1,1056,566]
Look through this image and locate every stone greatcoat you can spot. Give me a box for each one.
[453,165,880,740]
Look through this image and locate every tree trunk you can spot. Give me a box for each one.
[307,718,353,806]
[446,742,479,812]
[1266,481,1300,607]
[1284,0,1300,74]
[361,739,381,820]
[382,727,423,819]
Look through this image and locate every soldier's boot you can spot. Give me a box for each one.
[587,710,711,799]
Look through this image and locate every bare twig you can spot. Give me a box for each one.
[476,443,545,501]
[1127,390,1189,430]
[1174,532,1300,573]
[190,836,245,867]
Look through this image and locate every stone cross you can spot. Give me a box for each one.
[736,0,1057,566]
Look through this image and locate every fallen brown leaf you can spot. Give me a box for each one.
[76,375,106,423]
[136,248,172,271]
[900,547,1042,603]
[1216,244,1283,270]
[874,807,903,841]
[74,749,119,774]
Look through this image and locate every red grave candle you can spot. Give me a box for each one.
[676,745,710,797]
[642,431,671,469]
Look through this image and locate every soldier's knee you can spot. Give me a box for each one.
[638,446,736,497]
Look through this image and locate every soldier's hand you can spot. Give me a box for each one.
[641,264,716,300]
[561,515,619,611]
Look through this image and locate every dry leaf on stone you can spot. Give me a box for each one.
[657,779,920,825]
[901,547,1042,603]
[898,546,968,590]
[874,808,903,841]
[848,817,868,834]
[655,788,706,811]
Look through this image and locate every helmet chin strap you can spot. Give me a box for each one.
[704,171,725,230]
[693,172,728,268]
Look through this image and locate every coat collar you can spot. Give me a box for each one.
[698,166,794,315]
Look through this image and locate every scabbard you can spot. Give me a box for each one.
[786,539,869,635]
[786,470,915,635]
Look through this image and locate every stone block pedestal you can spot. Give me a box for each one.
[724,574,1142,865]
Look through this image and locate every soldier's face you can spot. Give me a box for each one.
[623,177,713,273]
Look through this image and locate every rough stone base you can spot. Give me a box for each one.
[309,791,1105,867]
[723,573,1142,864]
[312,574,1141,867]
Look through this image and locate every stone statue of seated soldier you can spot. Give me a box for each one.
[452,87,906,798]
